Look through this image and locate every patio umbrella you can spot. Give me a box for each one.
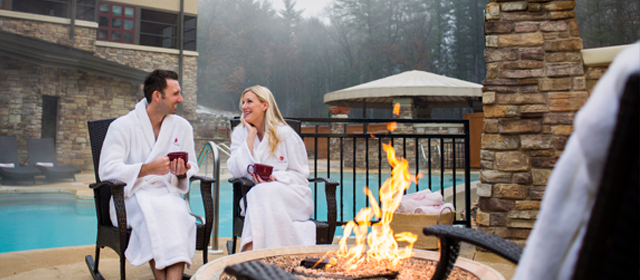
[324,70,482,117]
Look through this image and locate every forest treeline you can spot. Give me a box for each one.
[197,0,639,118]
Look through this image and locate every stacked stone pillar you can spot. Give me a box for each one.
[478,0,586,246]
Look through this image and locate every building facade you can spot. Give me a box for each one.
[0,0,198,171]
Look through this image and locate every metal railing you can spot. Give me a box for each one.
[295,118,472,228]
[195,141,223,254]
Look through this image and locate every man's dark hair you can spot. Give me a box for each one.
[143,70,179,103]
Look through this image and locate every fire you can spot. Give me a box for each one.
[319,101,416,272]
[393,102,401,115]
[387,122,397,131]
[322,143,418,271]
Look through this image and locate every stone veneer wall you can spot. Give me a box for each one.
[0,13,198,170]
[478,0,588,245]
[0,57,142,167]
[93,47,198,120]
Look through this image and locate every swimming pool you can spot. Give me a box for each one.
[0,173,478,253]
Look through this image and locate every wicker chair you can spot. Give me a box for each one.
[226,118,338,254]
[84,118,216,280]
[26,137,81,181]
[422,73,639,280]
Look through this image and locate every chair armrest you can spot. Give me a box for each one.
[229,177,255,214]
[190,175,215,184]
[422,224,523,280]
[229,177,255,186]
[90,179,128,250]
[308,177,338,242]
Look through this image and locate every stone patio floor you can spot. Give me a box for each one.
[0,169,516,279]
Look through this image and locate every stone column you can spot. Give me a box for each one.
[478,0,586,246]
[329,107,349,162]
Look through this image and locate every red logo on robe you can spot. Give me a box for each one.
[174,138,178,143]
[279,156,284,161]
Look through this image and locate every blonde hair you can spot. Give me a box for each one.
[239,85,287,156]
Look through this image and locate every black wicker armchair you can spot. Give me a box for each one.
[226,118,338,254]
[85,118,216,280]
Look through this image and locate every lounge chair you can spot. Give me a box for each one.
[85,118,216,280]
[26,137,81,181]
[226,118,338,254]
[0,136,42,184]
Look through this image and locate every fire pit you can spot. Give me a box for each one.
[196,110,503,279]
[191,245,504,280]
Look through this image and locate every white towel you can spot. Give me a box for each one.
[513,42,640,280]
[396,189,444,214]
[413,203,455,215]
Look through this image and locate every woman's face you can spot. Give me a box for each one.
[241,91,267,126]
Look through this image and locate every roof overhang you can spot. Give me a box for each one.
[0,30,148,84]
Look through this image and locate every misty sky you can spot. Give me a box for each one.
[269,0,333,19]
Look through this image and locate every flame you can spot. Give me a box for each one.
[321,102,417,272]
[323,142,418,271]
[387,122,397,131]
[393,102,401,115]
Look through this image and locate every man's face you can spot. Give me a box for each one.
[158,79,183,115]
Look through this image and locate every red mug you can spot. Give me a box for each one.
[167,151,188,163]
[247,163,273,181]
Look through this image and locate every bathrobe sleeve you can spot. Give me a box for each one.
[99,117,144,197]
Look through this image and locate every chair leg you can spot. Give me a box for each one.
[232,236,238,254]
[120,255,126,280]
[203,244,208,264]
[94,246,101,272]
[85,247,105,280]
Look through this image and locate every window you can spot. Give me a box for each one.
[183,16,197,51]
[75,0,96,21]
[140,9,178,49]
[139,9,197,51]
[13,0,69,17]
[11,0,96,20]
[97,1,135,44]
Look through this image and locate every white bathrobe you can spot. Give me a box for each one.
[227,123,315,250]
[513,42,639,279]
[99,99,199,269]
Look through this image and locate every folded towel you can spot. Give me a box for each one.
[396,189,444,214]
[413,203,455,215]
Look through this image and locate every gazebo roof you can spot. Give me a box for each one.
[324,70,482,109]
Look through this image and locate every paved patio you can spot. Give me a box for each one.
[0,169,516,279]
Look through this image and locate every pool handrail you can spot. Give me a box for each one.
[196,140,222,254]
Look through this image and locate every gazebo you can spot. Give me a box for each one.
[324,70,483,118]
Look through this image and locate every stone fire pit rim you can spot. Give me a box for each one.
[192,244,505,280]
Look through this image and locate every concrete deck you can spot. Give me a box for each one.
[0,169,516,279]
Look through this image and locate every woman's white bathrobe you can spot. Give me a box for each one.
[99,99,199,269]
[227,123,315,250]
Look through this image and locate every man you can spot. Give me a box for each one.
[99,70,199,280]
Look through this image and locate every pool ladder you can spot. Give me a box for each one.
[186,140,229,255]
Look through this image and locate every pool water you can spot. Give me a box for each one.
[0,173,478,253]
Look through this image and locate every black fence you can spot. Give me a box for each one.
[293,118,472,228]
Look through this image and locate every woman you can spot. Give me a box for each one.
[226,85,315,252]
